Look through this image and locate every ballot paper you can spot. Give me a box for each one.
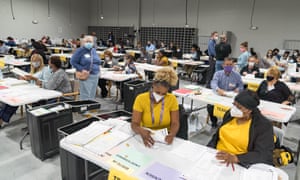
[241,165,278,180]
[224,91,236,98]
[12,67,30,77]
[144,128,168,144]
[170,141,207,162]
[29,108,51,116]
[84,130,132,155]
[184,150,224,180]
[65,122,113,146]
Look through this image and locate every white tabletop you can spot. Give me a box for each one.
[96,51,125,57]
[174,87,296,123]
[0,78,62,106]
[126,50,141,54]
[60,121,287,180]
[168,58,204,66]
[1,55,30,66]
[48,47,73,51]
[134,62,164,72]
[100,70,138,82]
[182,54,209,61]
[241,75,300,92]
[50,53,73,59]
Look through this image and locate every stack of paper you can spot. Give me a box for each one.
[145,128,168,144]
[65,122,113,146]
[12,67,30,77]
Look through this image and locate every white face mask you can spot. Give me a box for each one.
[248,62,255,67]
[230,105,243,118]
[105,57,110,61]
[152,92,164,102]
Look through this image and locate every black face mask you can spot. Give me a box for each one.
[266,76,274,81]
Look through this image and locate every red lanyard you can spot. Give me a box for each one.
[150,92,165,125]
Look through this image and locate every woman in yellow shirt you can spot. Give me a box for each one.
[208,90,274,168]
[155,50,169,66]
[131,67,179,147]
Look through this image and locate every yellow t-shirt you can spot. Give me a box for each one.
[159,56,169,66]
[216,118,251,155]
[133,92,179,130]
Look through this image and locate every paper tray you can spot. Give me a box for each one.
[58,117,100,140]
[64,100,101,113]
[96,110,132,122]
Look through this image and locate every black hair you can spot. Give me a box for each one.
[50,56,62,69]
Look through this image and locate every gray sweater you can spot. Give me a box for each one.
[43,69,72,94]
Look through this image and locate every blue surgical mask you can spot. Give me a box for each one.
[32,62,40,68]
[84,42,93,49]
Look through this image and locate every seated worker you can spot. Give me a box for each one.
[208,58,244,128]
[240,56,260,76]
[138,47,152,64]
[257,66,294,105]
[0,40,9,54]
[98,51,115,98]
[37,56,72,95]
[183,44,202,78]
[22,54,51,84]
[207,90,274,168]
[155,50,169,66]
[0,56,71,128]
[114,55,137,101]
[5,36,17,47]
[131,67,179,147]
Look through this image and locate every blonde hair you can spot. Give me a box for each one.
[267,66,281,80]
[154,67,178,86]
[30,54,45,74]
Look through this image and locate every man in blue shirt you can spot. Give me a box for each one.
[145,41,156,52]
[207,57,244,128]
[206,31,218,88]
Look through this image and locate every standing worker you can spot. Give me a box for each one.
[206,31,219,88]
[71,35,101,100]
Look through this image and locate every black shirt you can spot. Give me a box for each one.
[257,80,294,104]
[215,42,231,60]
[240,65,260,75]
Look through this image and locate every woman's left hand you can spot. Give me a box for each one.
[216,151,239,166]
[165,134,175,144]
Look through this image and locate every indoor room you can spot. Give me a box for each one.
[0,0,300,179]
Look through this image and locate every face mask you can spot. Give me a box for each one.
[230,105,243,118]
[32,62,40,68]
[152,92,164,102]
[248,62,255,67]
[224,66,233,73]
[294,53,298,56]
[84,42,93,49]
[268,53,272,56]
[266,76,274,81]
[177,49,181,52]
[105,57,110,61]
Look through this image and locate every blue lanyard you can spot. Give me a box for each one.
[150,92,165,125]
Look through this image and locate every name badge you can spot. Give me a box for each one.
[229,83,235,88]
[84,54,91,58]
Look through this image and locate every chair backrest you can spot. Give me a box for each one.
[213,103,230,119]
[60,79,79,101]
[247,82,259,92]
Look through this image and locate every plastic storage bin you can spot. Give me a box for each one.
[64,100,101,113]
[58,117,106,180]
[96,110,132,122]
[27,103,73,161]
[123,80,152,112]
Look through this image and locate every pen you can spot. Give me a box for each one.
[231,163,235,172]
[103,127,113,135]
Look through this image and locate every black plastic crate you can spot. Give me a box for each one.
[64,100,101,113]
[58,117,105,180]
[96,110,132,122]
[27,103,73,161]
[123,80,152,112]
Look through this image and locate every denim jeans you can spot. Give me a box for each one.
[215,60,224,72]
[79,73,99,100]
